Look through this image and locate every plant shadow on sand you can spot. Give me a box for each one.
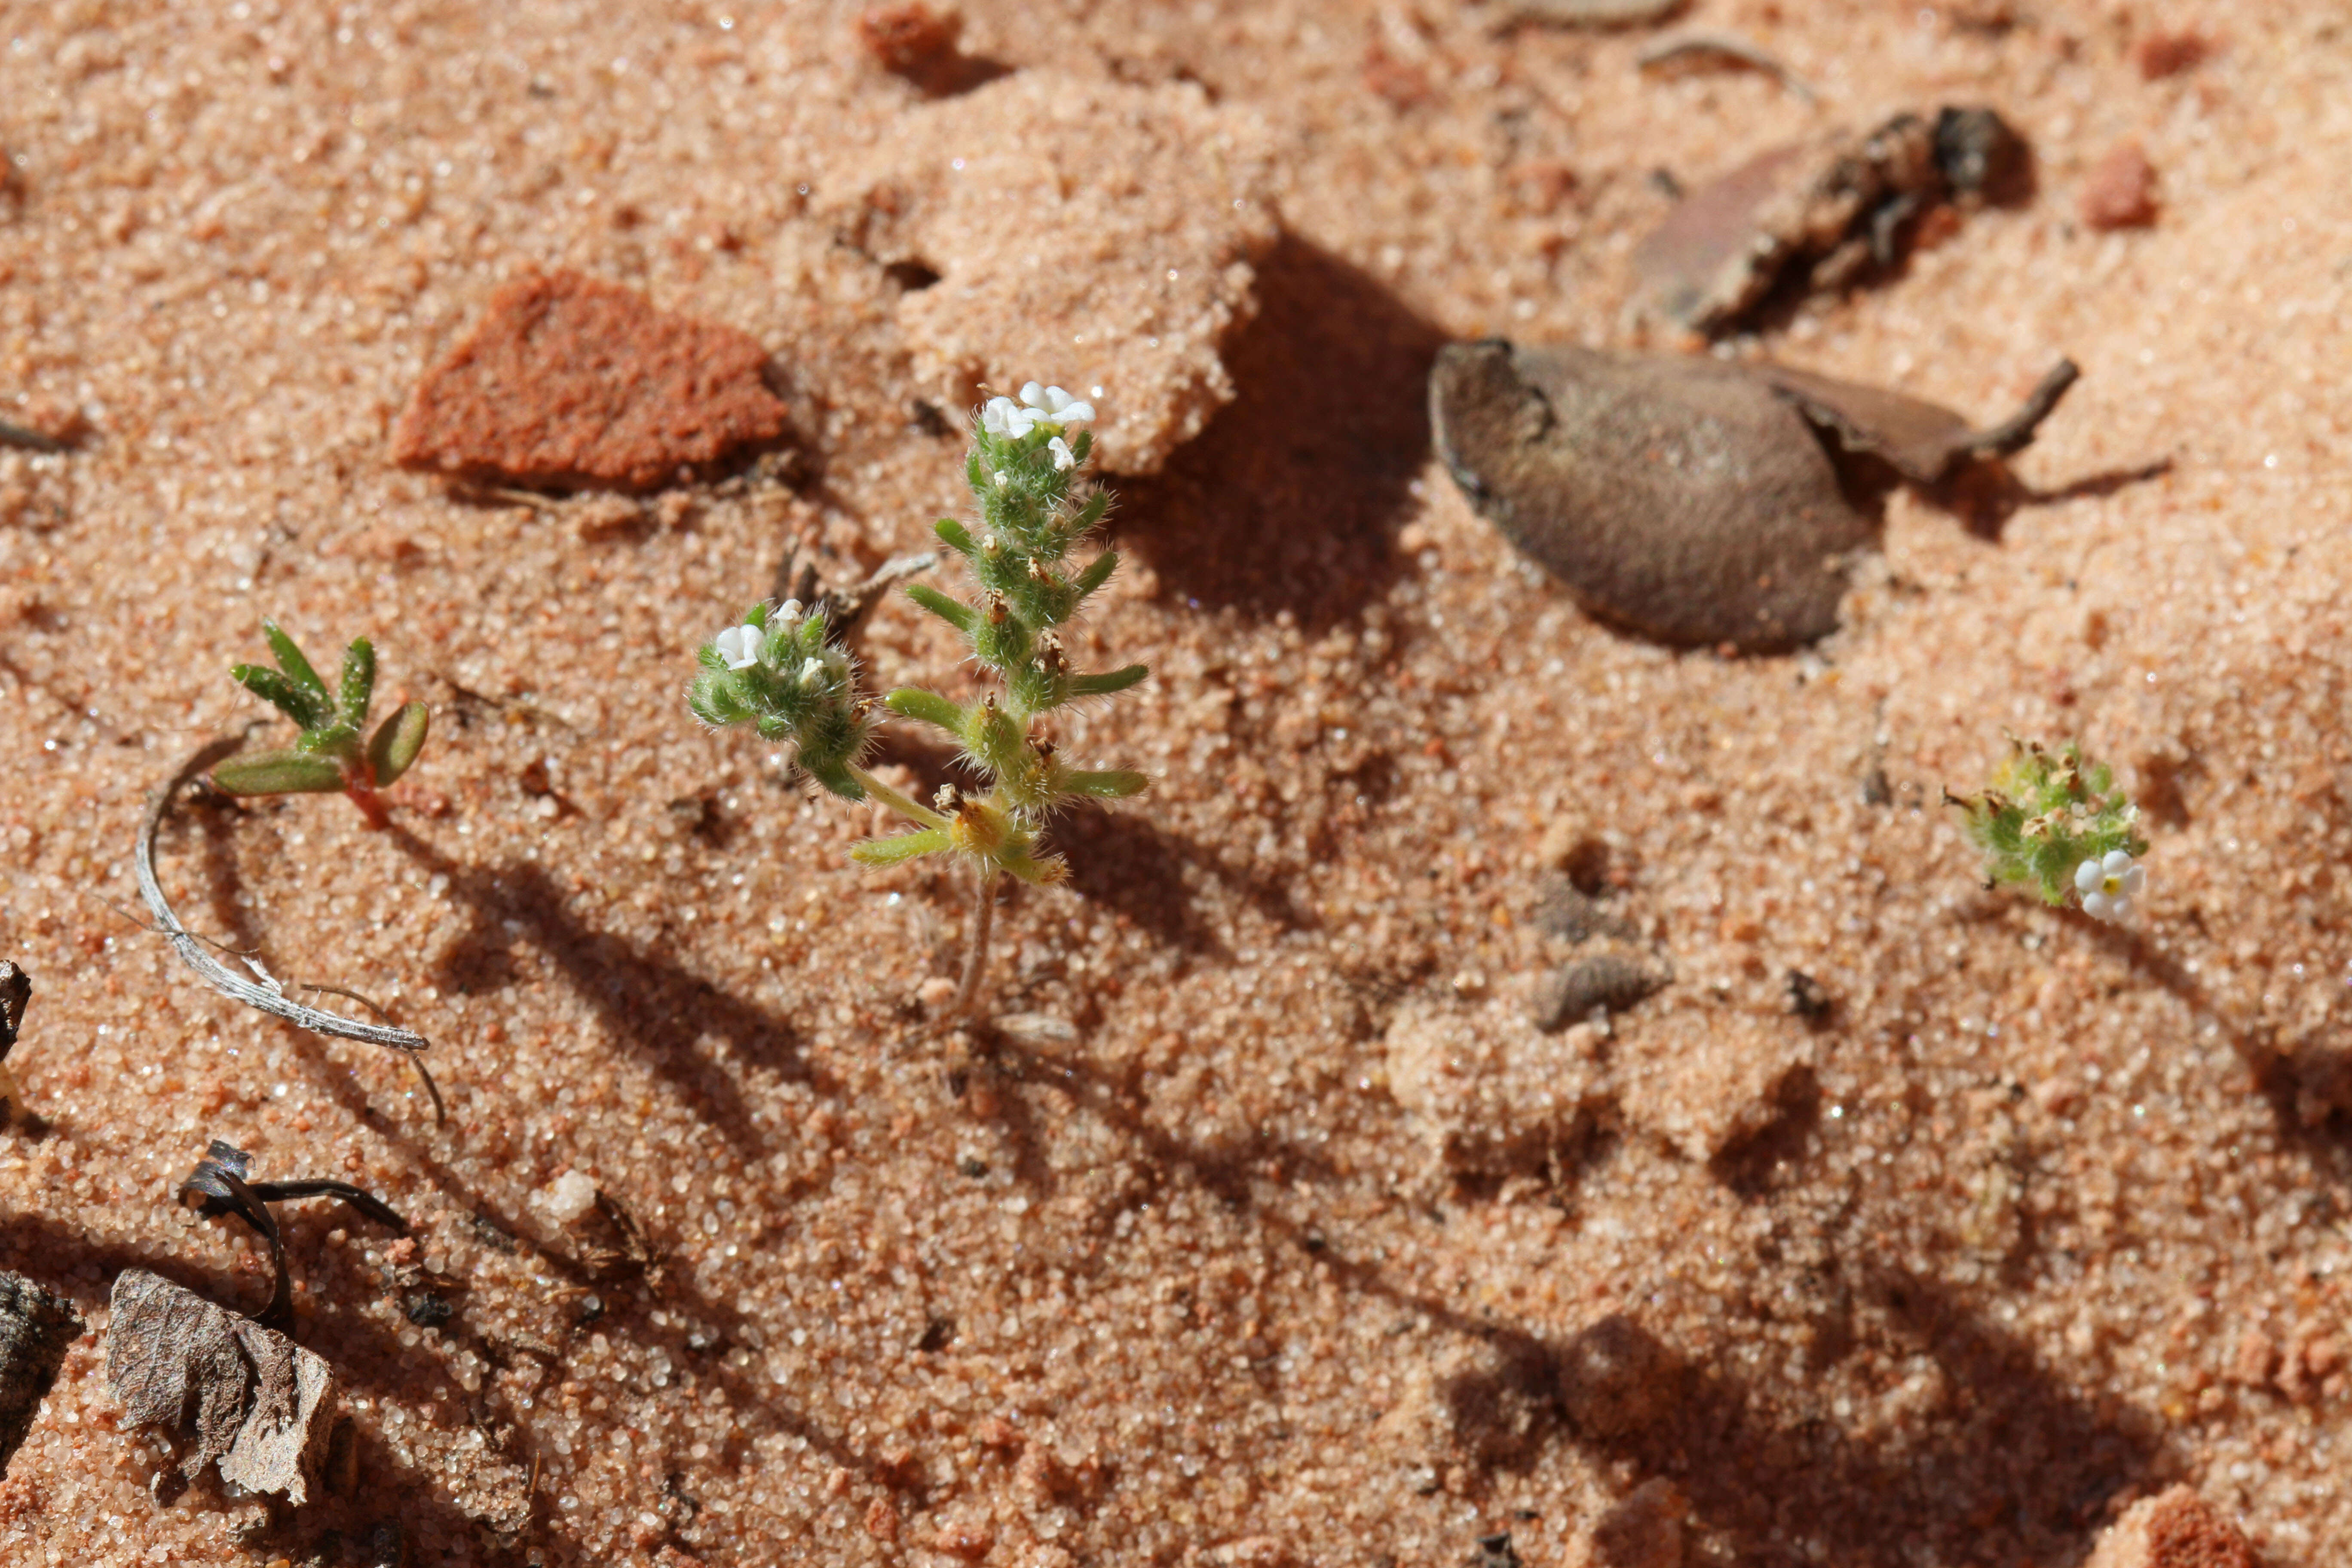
[962,1027,2165,1568]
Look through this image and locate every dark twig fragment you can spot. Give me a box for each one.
[0,418,66,454]
[138,737,435,1068]
[179,1140,407,1329]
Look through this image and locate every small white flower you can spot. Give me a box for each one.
[712,622,764,671]
[992,469,1009,487]
[1048,436,1075,471]
[2075,849,2146,922]
[1022,381,1094,425]
[982,395,1035,438]
[775,598,803,623]
[798,656,826,687]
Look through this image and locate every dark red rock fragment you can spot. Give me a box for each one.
[392,270,788,493]
[2080,141,2160,231]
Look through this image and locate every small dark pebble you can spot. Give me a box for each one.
[959,1157,990,1179]
[402,1292,453,1329]
[365,1520,409,1568]
[1472,1531,1525,1568]
[470,1213,520,1253]
[1786,969,1833,1023]
[1531,954,1667,1031]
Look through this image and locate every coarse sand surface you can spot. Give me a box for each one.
[2,3,2349,1565]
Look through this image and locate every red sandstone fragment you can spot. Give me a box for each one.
[2080,142,2160,231]
[857,2,960,74]
[392,270,788,492]
[2135,27,2212,80]
[2085,1485,2257,1568]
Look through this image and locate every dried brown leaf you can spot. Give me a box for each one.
[105,1270,338,1505]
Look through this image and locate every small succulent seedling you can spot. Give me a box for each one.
[690,381,1149,1018]
[1945,737,2148,922]
[214,621,430,828]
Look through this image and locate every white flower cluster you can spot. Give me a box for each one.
[710,601,846,690]
[982,382,1096,468]
[2076,850,2146,922]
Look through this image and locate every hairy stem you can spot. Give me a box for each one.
[952,869,1001,1022]
[848,763,951,830]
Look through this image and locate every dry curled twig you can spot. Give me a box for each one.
[136,736,443,1116]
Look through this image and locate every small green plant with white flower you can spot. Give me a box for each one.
[689,383,1149,1018]
[212,621,432,830]
[1946,737,2148,922]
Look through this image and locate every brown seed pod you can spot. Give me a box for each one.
[1429,339,2077,652]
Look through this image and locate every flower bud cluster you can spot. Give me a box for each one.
[688,598,872,799]
[1947,738,2150,921]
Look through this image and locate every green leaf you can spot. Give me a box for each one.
[850,828,952,867]
[1069,548,1119,606]
[1063,768,1148,799]
[884,686,968,738]
[230,663,333,730]
[689,671,750,726]
[996,845,1070,887]
[1069,663,1149,698]
[933,518,977,557]
[367,701,431,786]
[212,750,347,796]
[262,620,329,695]
[905,583,978,635]
[338,638,377,729]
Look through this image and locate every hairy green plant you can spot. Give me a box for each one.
[213,621,431,829]
[1946,737,2148,921]
[689,382,1148,1018]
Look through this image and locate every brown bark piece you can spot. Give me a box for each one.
[2081,142,2160,231]
[2086,1485,2257,1568]
[391,270,789,493]
[0,1271,81,1478]
[1758,357,2078,484]
[105,1269,338,1506]
[824,70,1280,475]
[1634,108,2023,335]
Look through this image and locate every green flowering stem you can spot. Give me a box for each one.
[688,380,1152,1024]
[1946,737,2150,922]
